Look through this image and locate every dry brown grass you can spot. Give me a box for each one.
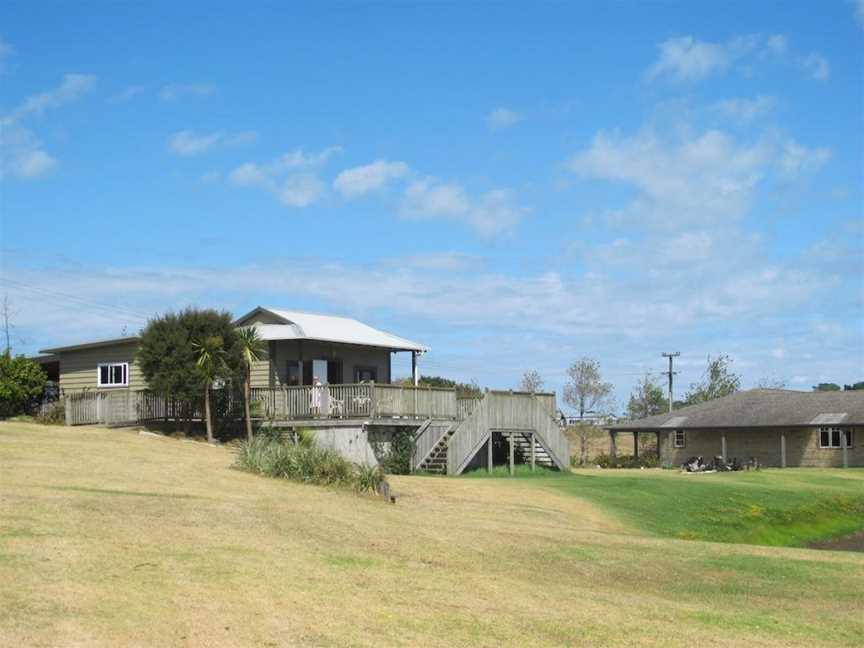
[1,421,862,647]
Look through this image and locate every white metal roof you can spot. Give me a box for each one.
[235,307,428,352]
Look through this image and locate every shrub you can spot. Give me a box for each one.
[354,464,386,494]
[593,453,658,469]
[0,354,47,418]
[372,428,414,475]
[36,400,66,425]
[235,435,389,494]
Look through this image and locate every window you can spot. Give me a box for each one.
[97,362,128,387]
[286,363,301,386]
[819,427,853,449]
[354,366,377,383]
[673,429,686,448]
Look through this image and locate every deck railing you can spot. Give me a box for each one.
[250,383,460,420]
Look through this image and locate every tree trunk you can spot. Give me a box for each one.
[244,369,253,442]
[204,388,214,443]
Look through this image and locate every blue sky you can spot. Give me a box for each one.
[1,1,862,411]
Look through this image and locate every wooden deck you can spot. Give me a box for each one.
[63,384,571,476]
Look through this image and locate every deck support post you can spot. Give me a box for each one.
[633,432,639,459]
[609,431,617,459]
[411,351,419,387]
[721,431,727,462]
[530,432,536,472]
[487,433,493,473]
[509,432,514,476]
[842,430,849,469]
[780,431,786,468]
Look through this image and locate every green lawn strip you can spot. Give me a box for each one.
[465,468,864,547]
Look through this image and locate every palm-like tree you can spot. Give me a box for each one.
[193,335,226,444]
[236,326,267,441]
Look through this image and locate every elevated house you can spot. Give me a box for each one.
[37,307,570,475]
[606,389,863,468]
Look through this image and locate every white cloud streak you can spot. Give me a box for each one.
[159,83,216,101]
[401,178,527,237]
[333,159,410,197]
[228,146,342,207]
[646,33,799,82]
[799,52,830,81]
[8,73,96,121]
[710,96,775,122]
[487,107,522,130]
[168,130,257,156]
[0,73,96,180]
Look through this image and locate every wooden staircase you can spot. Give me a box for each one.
[413,422,455,474]
[509,432,556,468]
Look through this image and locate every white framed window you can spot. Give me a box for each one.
[819,427,853,449]
[673,429,686,448]
[97,362,128,387]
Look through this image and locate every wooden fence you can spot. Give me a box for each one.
[65,390,205,426]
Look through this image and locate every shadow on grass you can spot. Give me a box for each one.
[44,486,204,499]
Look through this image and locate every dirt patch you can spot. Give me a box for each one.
[808,529,864,552]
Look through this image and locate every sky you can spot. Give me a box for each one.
[1,1,862,413]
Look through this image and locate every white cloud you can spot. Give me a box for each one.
[799,52,830,81]
[711,96,775,122]
[168,131,224,156]
[401,178,526,236]
[403,178,471,217]
[778,140,831,176]
[568,127,830,229]
[487,107,522,130]
[0,73,96,181]
[765,34,787,55]
[278,174,325,207]
[168,130,257,156]
[109,85,145,103]
[228,146,341,207]
[0,125,57,179]
[645,34,799,82]
[646,35,759,82]
[0,37,14,74]
[469,189,527,237]
[333,159,410,197]
[8,73,96,121]
[159,83,216,101]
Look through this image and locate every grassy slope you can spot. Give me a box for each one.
[1,423,863,648]
[465,466,864,547]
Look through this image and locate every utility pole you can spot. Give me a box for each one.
[1,295,11,355]
[661,352,680,413]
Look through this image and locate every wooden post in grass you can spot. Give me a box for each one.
[487,433,493,473]
[780,432,787,468]
[509,432,514,476]
[530,432,536,472]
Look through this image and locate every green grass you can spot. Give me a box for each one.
[563,469,864,546]
[467,467,864,547]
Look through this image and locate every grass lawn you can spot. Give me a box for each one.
[464,465,864,547]
[2,422,863,647]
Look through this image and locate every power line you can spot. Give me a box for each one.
[0,278,152,322]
